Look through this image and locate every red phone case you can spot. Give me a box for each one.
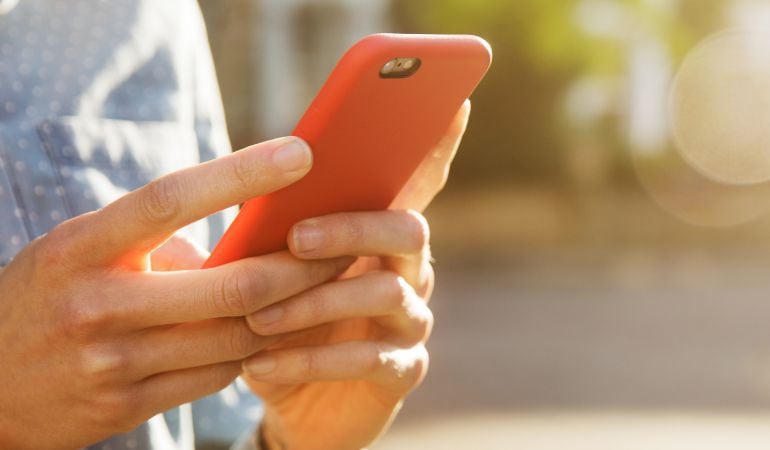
[204,34,492,268]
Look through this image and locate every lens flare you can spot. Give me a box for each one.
[631,28,770,228]
[670,29,770,185]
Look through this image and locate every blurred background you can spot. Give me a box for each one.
[199,1,770,448]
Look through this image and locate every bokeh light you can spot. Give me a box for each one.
[633,27,770,227]
[671,29,770,186]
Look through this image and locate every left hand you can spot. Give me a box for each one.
[241,101,471,450]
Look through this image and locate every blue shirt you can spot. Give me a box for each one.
[0,0,261,448]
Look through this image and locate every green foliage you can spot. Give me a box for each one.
[393,0,731,186]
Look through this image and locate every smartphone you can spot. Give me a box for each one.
[203,34,492,268]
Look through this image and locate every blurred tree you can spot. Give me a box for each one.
[392,0,729,187]
[393,0,580,184]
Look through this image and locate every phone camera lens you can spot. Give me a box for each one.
[382,60,397,74]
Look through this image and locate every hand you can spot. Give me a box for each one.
[149,233,210,271]
[242,102,472,450]
[0,137,350,449]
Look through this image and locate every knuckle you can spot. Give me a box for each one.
[424,262,435,285]
[340,214,365,247]
[230,150,262,188]
[306,258,339,284]
[407,345,430,388]
[87,387,143,433]
[378,271,410,310]
[137,177,182,225]
[363,342,386,377]
[301,350,321,379]
[416,262,436,298]
[301,286,328,322]
[209,363,242,393]
[376,344,429,390]
[211,266,268,316]
[223,319,261,357]
[56,299,113,341]
[403,210,430,252]
[32,230,74,271]
[75,345,130,384]
[213,271,247,316]
[412,304,434,343]
[30,213,98,272]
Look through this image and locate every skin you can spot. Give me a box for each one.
[244,101,472,450]
[0,100,470,450]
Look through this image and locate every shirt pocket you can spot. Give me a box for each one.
[37,116,200,217]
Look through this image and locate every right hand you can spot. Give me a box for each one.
[0,137,346,450]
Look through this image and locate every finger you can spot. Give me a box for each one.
[71,137,313,266]
[288,209,432,291]
[150,234,210,271]
[247,271,433,347]
[392,99,471,212]
[383,253,435,300]
[104,252,354,329]
[128,318,277,379]
[138,361,242,418]
[242,341,429,394]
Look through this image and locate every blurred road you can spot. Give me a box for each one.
[374,248,770,449]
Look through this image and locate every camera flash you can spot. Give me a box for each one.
[381,60,397,74]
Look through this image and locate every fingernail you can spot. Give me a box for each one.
[246,356,276,376]
[251,306,284,327]
[273,138,312,172]
[292,224,326,254]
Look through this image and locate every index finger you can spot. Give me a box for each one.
[71,137,312,266]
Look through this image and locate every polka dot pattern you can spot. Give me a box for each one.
[0,0,254,448]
